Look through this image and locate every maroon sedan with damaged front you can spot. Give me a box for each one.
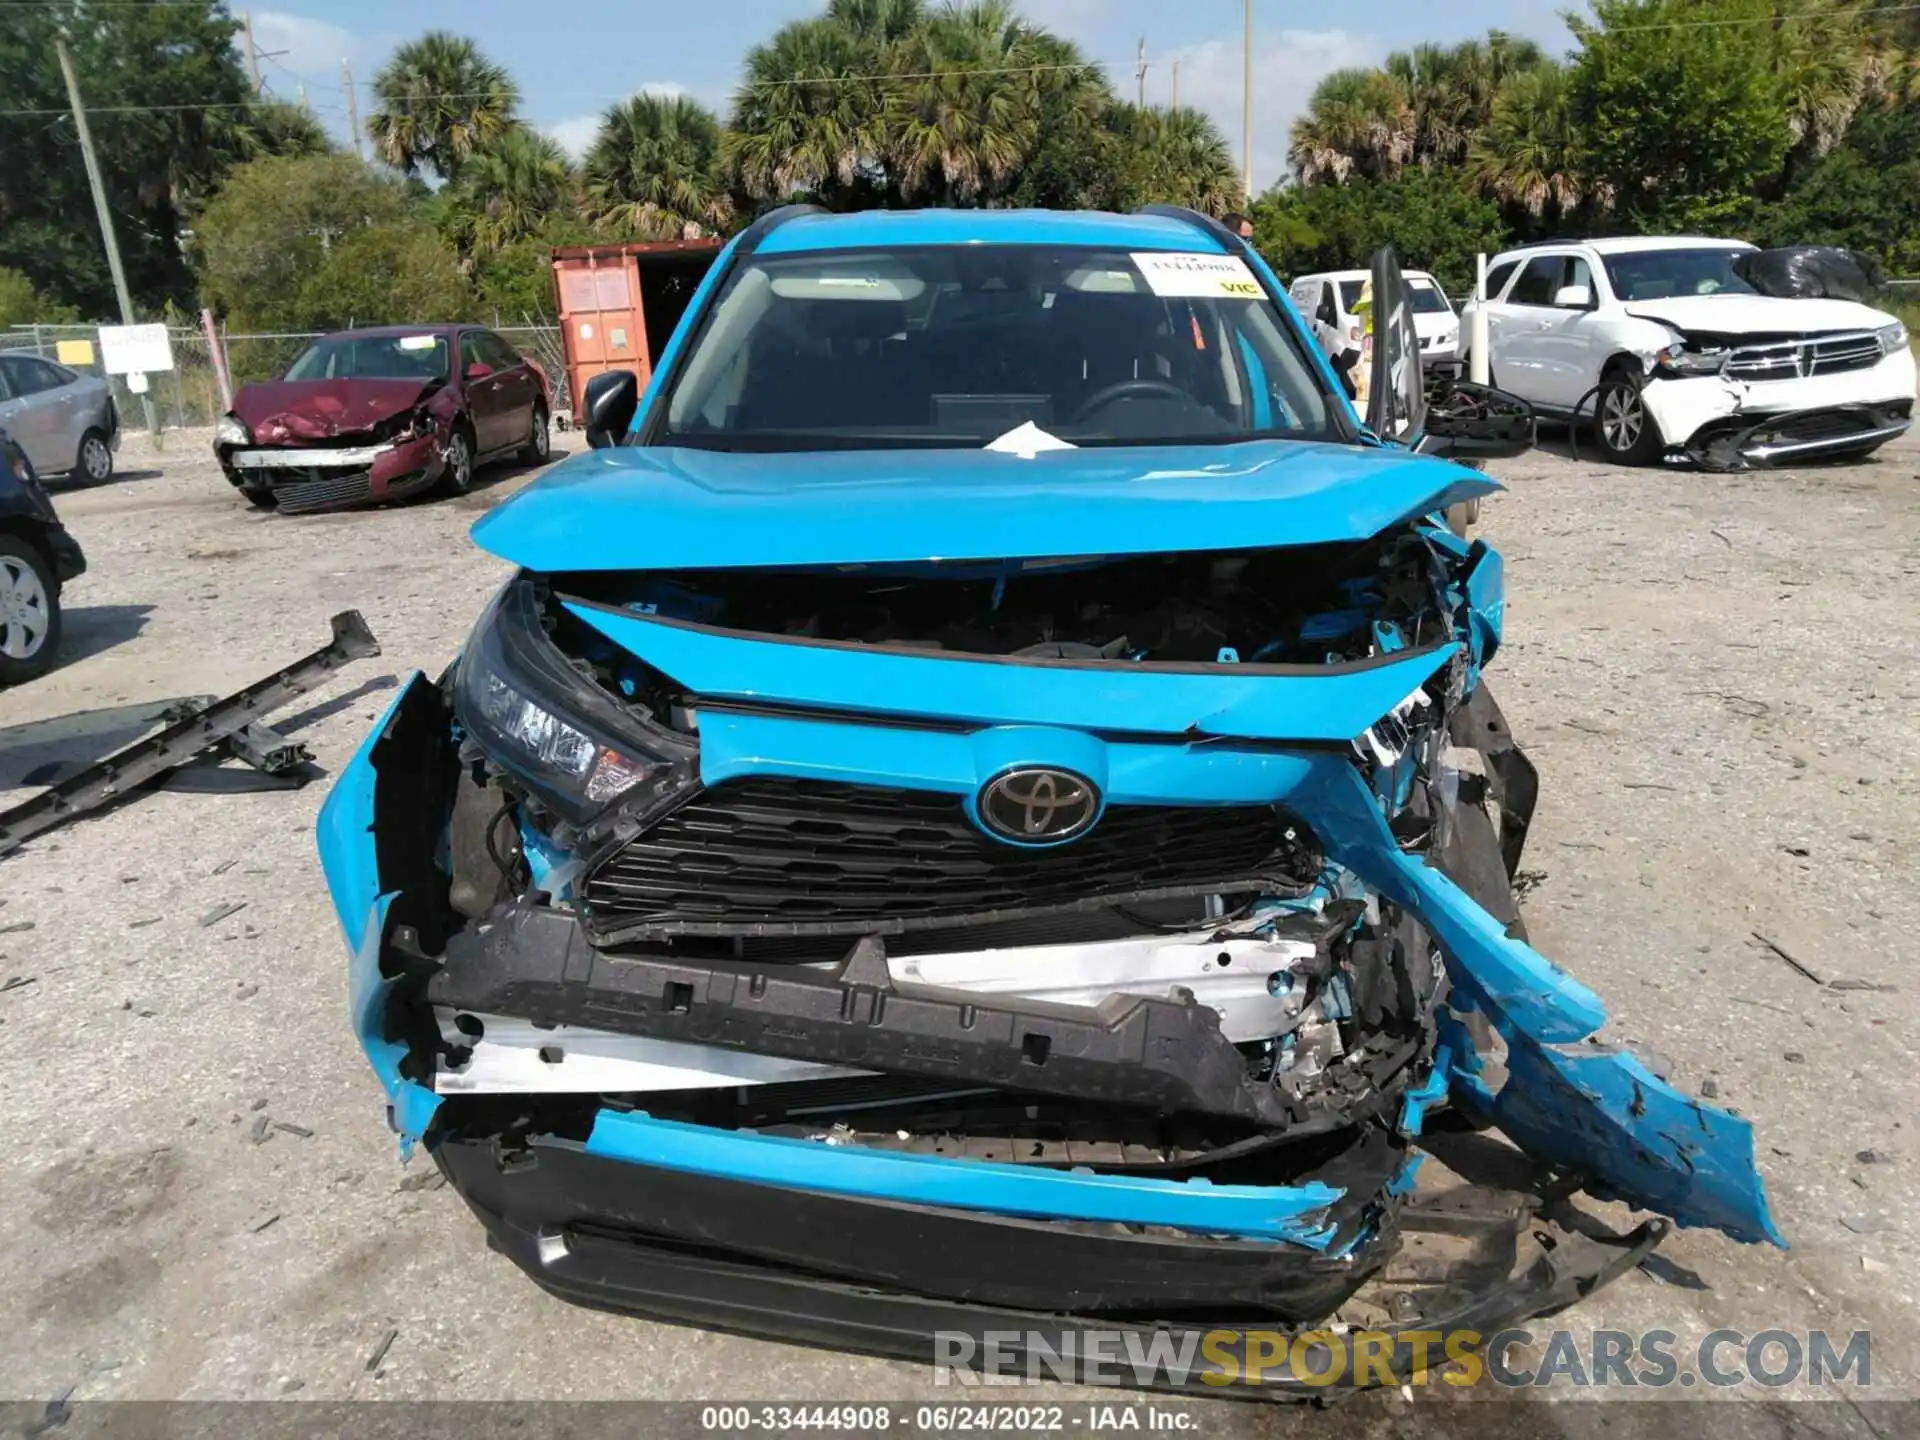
[214,325,551,514]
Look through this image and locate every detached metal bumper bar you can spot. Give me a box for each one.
[0,611,379,857]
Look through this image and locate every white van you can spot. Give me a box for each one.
[1287,268,1461,370]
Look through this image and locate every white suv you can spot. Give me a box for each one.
[1461,236,1914,466]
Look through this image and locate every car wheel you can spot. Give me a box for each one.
[0,539,61,685]
[438,425,475,496]
[239,484,278,511]
[1594,371,1663,466]
[76,429,113,483]
[518,404,550,465]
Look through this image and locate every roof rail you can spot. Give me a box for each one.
[1134,204,1246,256]
[737,203,827,256]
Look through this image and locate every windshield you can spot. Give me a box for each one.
[1602,248,1756,302]
[284,334,450,382]
[658,245,1337,451]
[1408,278,1453,315]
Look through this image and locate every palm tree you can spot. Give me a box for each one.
[1769,1,1883,169]
[1466,63,1603,219]
[725,15,895,204]
[890,1,1044,203]
[1384,34,1549,168]
[1287,68,1414,183]
[449,126,574,252]
[1119,105,1241,214]
[225,100,333,162]
[368,32,519,183]
[585,94,731,239]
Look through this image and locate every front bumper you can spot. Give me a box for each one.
[319,665,1783,1389]
[42,523,86,584]
[1643,347,1916,465]
[223,433,444,512]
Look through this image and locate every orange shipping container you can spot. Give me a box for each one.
[551,239,724,422]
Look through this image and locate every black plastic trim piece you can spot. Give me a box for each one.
[438,1132,1668,1399]
[436,1128,1402,1318]
[0,611,380,858]
[427,905,1421,1132]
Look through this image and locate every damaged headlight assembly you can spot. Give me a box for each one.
[452,577,690,821]
[1654,339,1730,376]
[214,413,251,447]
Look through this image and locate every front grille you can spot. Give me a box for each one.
[581,778,1318,939]
[1725,332,1885,381]
[256,466,376,513]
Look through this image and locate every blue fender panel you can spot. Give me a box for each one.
[583,1110,1343,1245]
[314,673,443,1143]
[568,601,1459,743]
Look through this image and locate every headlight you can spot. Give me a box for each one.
[1655,341,1728,375]
[215,413,251,447]
[453,577,694,821]
[1877,320,1908,356]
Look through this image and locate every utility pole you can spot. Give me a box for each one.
[56,36,158,439]
[1136,37,1148,107]
[1171,58,1180,109]
[296,79,308,112]
[342,58,363,159]
[1242,0,1254,201]
[240,11,261,94]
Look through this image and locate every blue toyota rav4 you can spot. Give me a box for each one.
[319,207,1780,1394]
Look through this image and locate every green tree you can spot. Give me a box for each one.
[293,224,474,330]
[448,126,575,253]
[192,153,414,329]
[1466,64,1606,225]
[725,12,895,207]
[0,0,254,315]
[0,267,79,328]
[1252,169,1506,295]
[585,94,731,238]
[1287,68,1414,184]
[225,100,334,163]
[1116,105,1242,215]
[890,0,1046,203]
[368,31,519,183]
[1569,0,1791,227]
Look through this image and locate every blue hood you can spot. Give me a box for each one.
[471,440,1497,572]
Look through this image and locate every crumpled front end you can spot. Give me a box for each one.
[219,378,455,512]
[317,483,1781,1393]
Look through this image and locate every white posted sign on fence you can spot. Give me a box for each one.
[97,322,175,376]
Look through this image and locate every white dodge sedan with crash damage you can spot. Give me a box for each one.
[1461,236,1914,467]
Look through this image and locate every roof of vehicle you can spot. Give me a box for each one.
[754,208,1229,256]
[1494,236,1758,261]
[1291,268,1442,285]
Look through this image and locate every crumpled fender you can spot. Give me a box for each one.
[1295,756,1783,1248]
[315,674,444,1148]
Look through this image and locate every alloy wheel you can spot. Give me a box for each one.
[0,556,50,660]
[81,434,112,481]
[1601,385,1644,453]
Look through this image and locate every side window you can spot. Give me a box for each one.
[3,356,63,396]
[458,332,487,373]
[479,332,520,368]
[1563,256,1596,303]
[1484,260,1520,301]
[0,361,15,402]
[1507,256,1565,307]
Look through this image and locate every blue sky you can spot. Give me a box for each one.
[249,0,1582,192]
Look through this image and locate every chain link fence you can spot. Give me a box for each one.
[1,321,567,434]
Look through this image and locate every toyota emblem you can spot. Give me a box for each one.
[977,767,1100,844]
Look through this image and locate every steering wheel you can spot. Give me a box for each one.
[1066,378,1194,425]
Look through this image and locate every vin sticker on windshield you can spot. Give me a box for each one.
[1131,252,1264,300]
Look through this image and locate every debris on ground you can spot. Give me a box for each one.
[198,902,247,928]
[365,1328,400,1373]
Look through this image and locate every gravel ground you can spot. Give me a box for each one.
[1,427,1916,1431]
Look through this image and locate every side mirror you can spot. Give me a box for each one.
[1417,381,1536,461]
[1553,284,1594,310]
[582,369,639,449]
[464,361,493,380]
[1316,297,1338,326]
